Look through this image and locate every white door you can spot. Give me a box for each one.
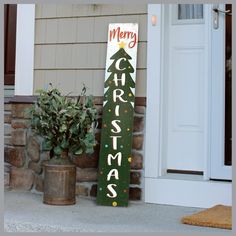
[162,4,207,172]
[210,4,232,180]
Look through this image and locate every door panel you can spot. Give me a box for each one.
[171,48,204,131]
[164,4,206,171]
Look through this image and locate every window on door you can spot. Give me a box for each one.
[178,4,203,20]
[172,4,204,24]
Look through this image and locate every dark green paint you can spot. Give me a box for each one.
[97,46,136,207]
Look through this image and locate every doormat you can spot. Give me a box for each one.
[181,205,232,230]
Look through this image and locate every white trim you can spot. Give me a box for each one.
[144,4,163,178]
[15,4,35,95]
[145,177,231,208]
[203,4,212,180]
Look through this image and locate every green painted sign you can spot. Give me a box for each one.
[97,23,139,207]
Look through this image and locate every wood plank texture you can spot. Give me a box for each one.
[34,69,146,96]
[35,4,147,18]
[34,4,147,97]
[34,43,146,70]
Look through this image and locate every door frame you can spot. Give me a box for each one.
[144,4,231,207]
[210,3,232,180]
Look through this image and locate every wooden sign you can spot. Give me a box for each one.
[97,23,139,207]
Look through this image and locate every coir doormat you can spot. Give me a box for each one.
[181,205,232,230]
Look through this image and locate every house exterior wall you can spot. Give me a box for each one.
[33,4,147,97]
[4,99,145,201]
[4,4,147,203]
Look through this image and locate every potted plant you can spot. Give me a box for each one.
[29,84,98,205]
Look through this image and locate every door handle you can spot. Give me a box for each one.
[212,5,232,30]
[213,7,232,16]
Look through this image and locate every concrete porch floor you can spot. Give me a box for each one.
[4,190,230,232]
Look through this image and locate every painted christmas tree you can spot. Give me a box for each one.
[97,41,136,207]
[104,42,135,107]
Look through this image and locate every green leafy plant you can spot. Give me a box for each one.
[29,84,98,162]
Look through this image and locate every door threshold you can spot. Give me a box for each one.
[145,177,232,207]
[158,173,231,183]
[159,173,204,181]
[167,169,203,175]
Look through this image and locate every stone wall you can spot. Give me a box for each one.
[4,97,146,201]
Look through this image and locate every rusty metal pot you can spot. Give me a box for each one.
[43,151,76,205]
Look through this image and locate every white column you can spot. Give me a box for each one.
[145,4,163,178]
[15,4,35,95]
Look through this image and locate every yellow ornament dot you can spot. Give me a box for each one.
[108,109,111,112]
[112,201,117,207]
[128,93,132,97]
[127,128,130,131]
[128,157,132,162]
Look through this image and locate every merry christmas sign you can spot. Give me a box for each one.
[97,23,139,207]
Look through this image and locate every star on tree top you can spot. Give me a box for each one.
[118,41,126,49]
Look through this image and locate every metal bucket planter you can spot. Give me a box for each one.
[43,157,76,205]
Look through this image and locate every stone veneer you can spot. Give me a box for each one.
[4,96,146,201]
